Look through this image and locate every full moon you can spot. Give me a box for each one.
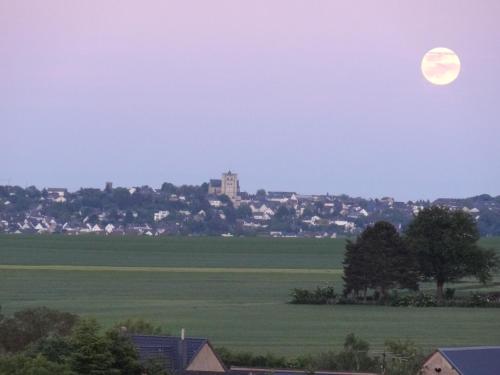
[421,47,461,85]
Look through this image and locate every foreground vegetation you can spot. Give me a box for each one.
[1,235,500,354]
[0,307,423,375]
[0,307,169,374]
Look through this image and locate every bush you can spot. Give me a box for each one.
[290,286,337,305]
[217,334,380,374]
[444,288,456,300]
[0,354,75,375]
[296,287,500,308]
[388,291,500,308]
[389,293,437,307]
[468,292,492,307]
[384,339,424,375]
[216,347,289,368]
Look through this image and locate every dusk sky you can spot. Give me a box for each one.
[2,1,499,201]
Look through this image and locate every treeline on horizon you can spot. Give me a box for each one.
[0,306,423,375]
[1,183,500,236]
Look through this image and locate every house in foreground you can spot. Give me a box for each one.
[419,346,500,375]
[130,333,377,375]
[131,334,226,374]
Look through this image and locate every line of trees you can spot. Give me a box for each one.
[343,206,499,302]
[0,306,169,375]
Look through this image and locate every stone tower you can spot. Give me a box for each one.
[221,171,240,201]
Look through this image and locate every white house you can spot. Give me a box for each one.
[91,224,102,232]
[334,220,356,232]
[154,210,170,222]
[105,224,115,234]
[209,199,222,208]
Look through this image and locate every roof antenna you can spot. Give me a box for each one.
[181,328,185,340]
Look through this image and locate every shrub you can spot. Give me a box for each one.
[384,339,424,375]
[290,285,337,305]
[444,288,456,300]
[0,354,75,375]
[216,347,289,368]
[389,293,437,307]
[468,292,491,307]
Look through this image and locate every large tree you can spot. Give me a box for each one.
[69,319,117,375]
[405,206,498,301]
[343,221,419,298]
[0,307,78,353]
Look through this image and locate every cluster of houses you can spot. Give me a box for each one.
[0,174,498,237]
[129,331,499,375]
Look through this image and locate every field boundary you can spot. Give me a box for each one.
[0,264,342,274]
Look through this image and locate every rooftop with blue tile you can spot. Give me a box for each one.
[438,346,500,375]
[131,335,208,372]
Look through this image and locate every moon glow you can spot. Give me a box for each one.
[421,47,461,85]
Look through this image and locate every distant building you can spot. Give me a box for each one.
[208,171,240,205]
[154,210,170,222]
[221,171,239,201]
[105,182,113,192]
[46,188,67,196]
[208,179,222,195]
[419,346,500,375]
[46,188,68,203]
[267,191,297,203]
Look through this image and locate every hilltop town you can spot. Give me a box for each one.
[1,171,499,237]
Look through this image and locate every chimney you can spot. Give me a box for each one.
[179,328,187,371]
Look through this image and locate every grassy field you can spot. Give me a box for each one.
[1,235,500,355]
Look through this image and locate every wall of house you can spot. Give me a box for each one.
[186,343,225,373]
[420,352,459,375]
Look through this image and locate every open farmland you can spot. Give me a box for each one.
[1,235,500,356]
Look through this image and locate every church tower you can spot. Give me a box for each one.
[221,171,240,201]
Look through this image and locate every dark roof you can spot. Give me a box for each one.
[267,192,296,199]
[131,335,207,373]
[439,347,500,375]
[210,179,222,187]
[46,188,68,192]
[230,367,377,375]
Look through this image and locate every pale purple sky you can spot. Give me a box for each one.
[2,1,499,201]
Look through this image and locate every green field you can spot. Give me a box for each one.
[1,235,500,356]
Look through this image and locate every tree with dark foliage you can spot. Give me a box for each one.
[68,319,117,375]
[0,307,78,353]
[105,329,142,375]
[343,221,419,299]
[405,206,498,301]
